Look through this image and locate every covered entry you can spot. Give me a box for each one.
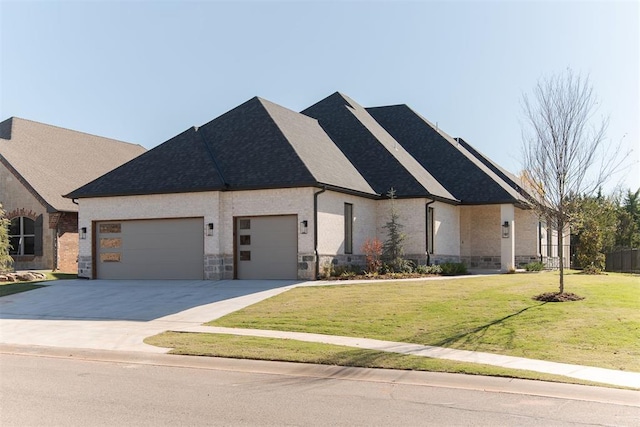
[236,215,298,279]
[96,218,204,280]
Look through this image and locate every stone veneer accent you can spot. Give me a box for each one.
[78,255,92,279]
[204,254,234,280]
[461,255,501,269]
[297,253,316,280]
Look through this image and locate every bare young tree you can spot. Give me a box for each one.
[521,69,623,295]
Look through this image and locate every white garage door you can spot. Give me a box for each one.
[96,218,204,280]
[237,215,297,280]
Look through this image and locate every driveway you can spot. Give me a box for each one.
[0,279,301,352]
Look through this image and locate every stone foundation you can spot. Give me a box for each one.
[460,255,502,270]
[204,254,234,280]
[297,253,316,280]
[78,255,92,278]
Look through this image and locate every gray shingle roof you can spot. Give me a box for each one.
[301,93,456,202]
[0,117,146,212]
[67,97,377,199]
[66,126,226,198]
[64,93,527,206]
[366,105,528,205]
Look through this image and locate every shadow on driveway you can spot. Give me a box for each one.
[0,279,301,322]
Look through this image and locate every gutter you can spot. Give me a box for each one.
[313,185,327,279]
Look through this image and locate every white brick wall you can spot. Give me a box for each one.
[219,187,314,254]
[460,205,501,257]
[78,191,220,256]
[376,198,460,260]
[317,190,377,255]
[516,209,539,257]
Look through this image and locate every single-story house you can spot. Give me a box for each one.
[0,117,146,272]
[66,92,557,280]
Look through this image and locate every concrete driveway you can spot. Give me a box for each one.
[0,279,302,352]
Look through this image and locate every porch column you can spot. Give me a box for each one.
[500,204,515,272]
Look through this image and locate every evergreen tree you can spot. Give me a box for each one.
[616,188,640,248]
[382,188,407,272]
[0,203,13,273]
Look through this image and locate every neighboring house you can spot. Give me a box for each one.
[66,92,548,281]
[0,117,146,272]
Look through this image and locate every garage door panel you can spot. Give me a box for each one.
[97,218,204,280]
[237,215,297,280]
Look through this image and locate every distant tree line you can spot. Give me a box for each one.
[571,188,640,272]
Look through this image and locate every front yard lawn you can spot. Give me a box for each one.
[145,270,639,385]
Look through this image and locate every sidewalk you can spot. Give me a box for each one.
[2,277,638,389]
[174,325,640,389]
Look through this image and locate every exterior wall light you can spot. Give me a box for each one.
[207,223,214,236]
[300,220,308,234]
[80,227,87,240]
[502,221,510,238]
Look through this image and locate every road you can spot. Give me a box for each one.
[1,350,638,426]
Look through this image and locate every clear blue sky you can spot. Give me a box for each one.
[1,0,638,193]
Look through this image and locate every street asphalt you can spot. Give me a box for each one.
[1,277,639,390]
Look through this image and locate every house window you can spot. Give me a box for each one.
[9,217,35,256]
[426,206,434,254]
[344,203,353,254]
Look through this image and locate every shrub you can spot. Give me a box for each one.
[525,261,545,272]
[321,262,333,279]
[0,203,13,273]
[581,263,603,275]
[361,238,383,274]
[439,262,468,276]
[332,264,360,277]
[415,264,442,275]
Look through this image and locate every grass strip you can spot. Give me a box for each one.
[145,331,616,388]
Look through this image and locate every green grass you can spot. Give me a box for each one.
[144,331,610,387]
[0,271,77,297]
[205,271,640,371]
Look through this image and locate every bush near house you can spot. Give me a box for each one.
[525,262,545,272]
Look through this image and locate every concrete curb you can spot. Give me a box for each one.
[1,343,638,407]
[173,325,640,389]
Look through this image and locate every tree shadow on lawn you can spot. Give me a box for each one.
[425,303,548,350]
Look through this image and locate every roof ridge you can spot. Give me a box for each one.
[4,116,143,148]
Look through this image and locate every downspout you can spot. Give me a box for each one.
[314,185,327,279]
[425,199,435,266]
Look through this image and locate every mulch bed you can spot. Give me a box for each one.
[323,273,440,281]
[533,292,585,302]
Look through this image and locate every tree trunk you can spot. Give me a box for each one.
[557,219,565,294]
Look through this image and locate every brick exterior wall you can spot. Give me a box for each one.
[1,162,57,271]
[55,212,79,273]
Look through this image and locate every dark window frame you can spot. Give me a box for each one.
[426,206,435,254]
[344,203,353,254]
[8,216,36,256]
